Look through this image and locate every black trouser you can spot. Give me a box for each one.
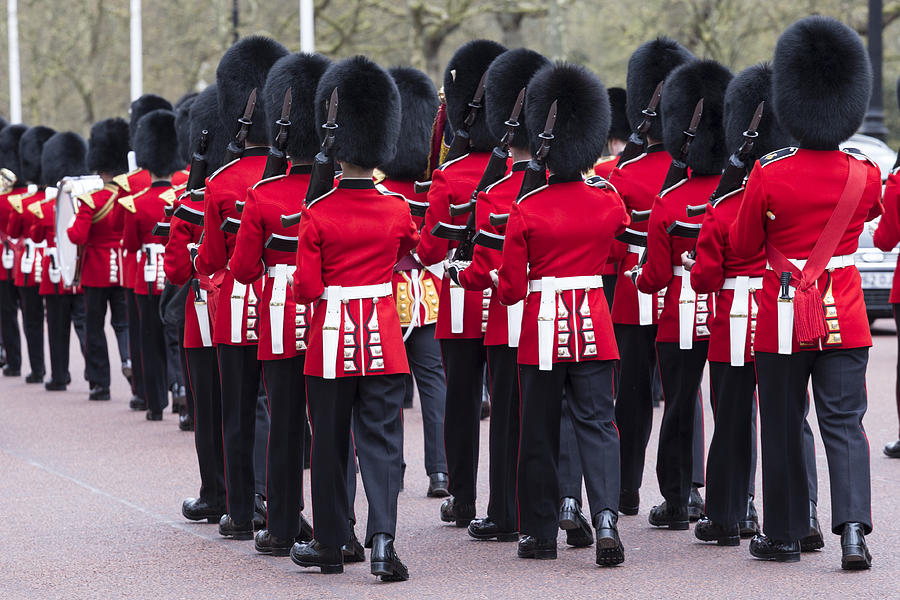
[217,343,261,523]
[403,324,447,475]
[893,304,900,438]
[136,294,167,414]
[308,374,405,548]
[18,285,44,376]
[180,335,194,417]
[440,338,487,505]
[558,392,585,502]
[601,274,617,310]
[164,322,182,392]
[692,392,706,487]
[486,345,520,531]
[0,278,21,371]
[83,286,129,389]
[655,341,708,508]
[755,349,871,541]
[255,385,270,497]
[261,356,307,540]
[518,361,619,540]
[185,346,225,507]
[45,293,86,384]
[614,324,657,492]
[125,289,144,399]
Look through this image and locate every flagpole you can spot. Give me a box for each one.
[7,0,22,122]
[300,0,315,53]
[130,0,143,101]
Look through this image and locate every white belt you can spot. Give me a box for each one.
[1,243,14,270]
[507,301,523,347]
[22,239,46,275]
[673,265,695,349]
[626,244,653,323]
[230,279,247,344]
[46,247,60,284]
[402,268,423,342]
[193,287,213,347]
[449,279,465,334]
[141,243,165,284]
[528,275,603,370]
[766,254,855,272]
[722,276,762,366]
[320,282,392,379]
[267,263,297,355]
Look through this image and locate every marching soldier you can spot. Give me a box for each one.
[417,39,508,528]
[0,124,28,377]
[379,66,450,497]
[732,16,881,569]
[636,59,733,530]
[498,62,627,566]
[194,36,289,540]
[67,118,132,401]
[290,55,415,582]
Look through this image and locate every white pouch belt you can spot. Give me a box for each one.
[625,245,653,324]
[141,243,165,284]
[528,275,603,371]
[673,265,695,349]
[506,300,523,347]
[46,247,60,284]
[402,269,423,342]
[21,239,44,275]
[449,279,465,334]
[1,245,14,270]
[267,263,297,355]
[766,254,855,272]
[722,276,762,366]
[320,282,392,379]
[193,288,213,347]
[626,244,644,255]
[230,279,247,344]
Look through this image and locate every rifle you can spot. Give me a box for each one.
[222,89,257,165]
[617,80,663,167]
[172,128,214,226]
[238,89,293,214]
[281,87,339,228]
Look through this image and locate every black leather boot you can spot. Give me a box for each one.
[517,535,556,559]
[739,496,760,538]
[342,525,365,563]
[440,496,475,527]
[290,540,343,574]
[218,514,253,540]
[749,534,800,562]
[840,522,872,570]
[181,497,225,523]
[559,497,593,547]
[649,501,689,530]
[694,518,740,546]
[594,509,625,566]
[800,501,824,552]
[370,533,409,581]
[255,529,294,556]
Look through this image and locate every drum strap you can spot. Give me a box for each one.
[92,192,119,224]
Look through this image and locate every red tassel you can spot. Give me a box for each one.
[793,286,826,344]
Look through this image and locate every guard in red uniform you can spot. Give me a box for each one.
[608,38,693,516]
[194,36,289,541]
[290,56,415,582]
[417,39,508,528]
[732,18,880,569]
[167,83,228,526]
[498,63,627,566]
[33,132,90,390]
[67,119,132,401]
[121,109,181,420]
[0,124,29,377]
[636,59,733,530]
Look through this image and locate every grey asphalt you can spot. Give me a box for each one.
[1,322,898,599]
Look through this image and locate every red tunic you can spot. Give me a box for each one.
[607,147,671,325]
[690,189,765,363]
[636,174,720,343]
[418,152,499,339]
[497,176,629,365]
[121,182,172,296]
[66,183,124,288]
[593,156,618,179]
[195,147,268,346]
[172,168,189,187]
[458,161,527,346]
[0,187,28,281]
[873,169,900,303]
[730,148,883,353]
[7,191,44,287]
[293,178,419,378]
[113,169,152,292]
[231,165,312,361]
[29,198,79,295]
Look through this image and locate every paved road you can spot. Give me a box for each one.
[1,322,898,599]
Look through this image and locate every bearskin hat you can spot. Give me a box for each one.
[724,63,794,163]
[87,118,130,175]
[0,124,28,181]
[484,48,551,151]
[19,126,56,184]
[773,16,871,150]
[175,95,197,165]
[626,37,694,142]
[379,66,440,180]
[175,92,198,109]
[607,87,630,141]
[189,84,228,173]
[129,94,172,147]
[525,62,609,180]
[315,56,400,169]
[216,35,289,146]
[134,109,183,177]
[41,132,89,187]
[263,52,332,163]
[443,40,508,153]
[0,116,8,131]
[661,60,733,176]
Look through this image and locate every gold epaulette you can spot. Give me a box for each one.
[112,168,143,193]
[8,194,24,214]
[160,187,179,204]
[27,201,44,220]
[118,195,136,213]
[77,192,96,210]
[373,169,387,184]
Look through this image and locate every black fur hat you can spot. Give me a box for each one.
[189,84,228,173]
[0,124,28,181]
[525,62,609,179]
[661,59,733,176]
[484,48,551,151]
[216,35,289,146]
[724,63,794,163]
[19,126,56,184]
[773,16,871,150]
[380,66,439,180]
[41,132,89,186]
[129,94,172,146]
[443,40,508,153]
[134,109,183,177]
[175,92,198,109]
[87,118,130,175]
[263,52,332,162]
[626,37,694,141]
[315,56,400,169]
[608,87,630,141]
[175,95,197,165]
[0,116,8,131]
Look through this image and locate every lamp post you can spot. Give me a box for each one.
[300,0,315,52]
[7,0,21,122]
[862,0,889,140]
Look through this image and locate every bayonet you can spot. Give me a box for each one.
[223,88,257,164]
[617,80,664,166]
[702,101,765,211]
[516,100,557,200]
[442,72,488,165]
[659,98,703,193]
[185,130,209,192]
[261,87,293,181]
